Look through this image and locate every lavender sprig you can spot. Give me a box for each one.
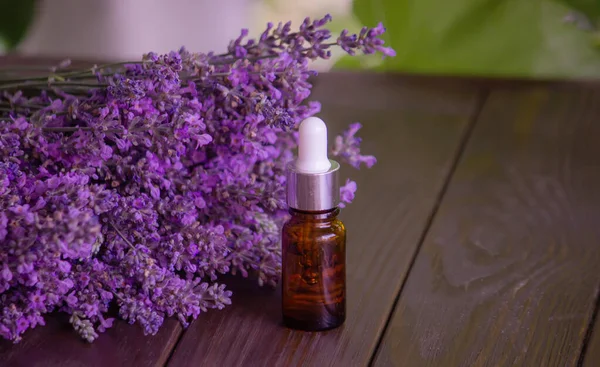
[0,14,392,343]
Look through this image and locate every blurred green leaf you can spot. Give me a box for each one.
[337,0,600,78]
[0,0,36,50]
[559,0,600,19]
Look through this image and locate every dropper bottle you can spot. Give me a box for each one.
[282,116,346,331]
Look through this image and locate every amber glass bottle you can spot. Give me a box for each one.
[281,207,346,331]
[283,116,345,331]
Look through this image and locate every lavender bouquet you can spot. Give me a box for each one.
[0,15,394,343]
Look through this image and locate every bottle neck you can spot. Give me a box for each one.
[288,207,339,221]
[286,160,340,211]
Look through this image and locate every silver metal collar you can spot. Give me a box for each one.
[286,160,340,211]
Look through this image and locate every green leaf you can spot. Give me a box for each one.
[0,0,36,50]
[559,0,600,19]
[337,0,600,78]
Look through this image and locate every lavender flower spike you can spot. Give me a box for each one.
[0,14,392,343]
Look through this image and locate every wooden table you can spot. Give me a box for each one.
[1,72,600,367]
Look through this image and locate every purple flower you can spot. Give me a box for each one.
[0,212,7,241]
[16,317,29,334]
[100,145,113,160]
[9,204,34,224]
[65,293,78,307]
[1,265,12,282]
[29,292,47,310]
[0,14,389,344]
[332,123,377,169]
[339,179,357,208]
[11,117,29,131]
[57,261,72,273]
[337,23,396,58]
[97,316,114,332]
[194,134,213,148]
[108,75,147,101]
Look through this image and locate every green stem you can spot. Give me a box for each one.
[0,46,323,91]
[108,220,138,252]
[0,81,108,91]
[0,54,279,85]
[62,61,145,79]
[41,126,94,132]
[209,54,278,65]
[0,61,143,85]
[0,63,77,75]
[184,70,286,83]
[0,65,58,72]
[0,101,47,109]
[40,124,163,133]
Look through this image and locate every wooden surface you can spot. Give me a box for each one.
[584,305,600,366]
[167,74,482,367]
[373,85,600,367]
[2,68,600,367]
[0,315,181,367]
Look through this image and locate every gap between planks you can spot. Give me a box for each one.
[366,88,491,367]
[371,82,600,366]
[164,326,183,366]
[168,75,483,365]
[578,284,600,365]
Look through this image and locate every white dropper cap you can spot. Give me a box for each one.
[287,116,340,210]
[296,116,332,173]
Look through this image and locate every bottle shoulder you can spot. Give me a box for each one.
[283,215,345,229]
[283,216,345,242]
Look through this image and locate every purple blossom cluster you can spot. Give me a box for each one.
[0,15,391,343]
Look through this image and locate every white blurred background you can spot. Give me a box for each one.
[14,0,355,70]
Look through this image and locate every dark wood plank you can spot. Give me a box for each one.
[584,317,600,366]
[0,315,182,367]
[373,84,600,366]
[167,73,483,367]
[583,304,600,363]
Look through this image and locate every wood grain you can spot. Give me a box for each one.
[584,314,600,367]
[166,73,483,367]
[373,85,600,366]
[0,315,182,367]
